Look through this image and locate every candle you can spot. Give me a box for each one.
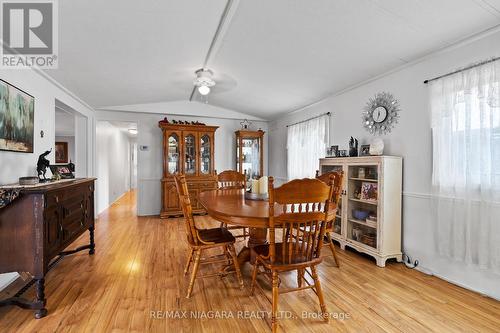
[258,176,268,194]
[251,179,259,193]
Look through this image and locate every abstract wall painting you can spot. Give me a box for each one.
[0,79,34,153]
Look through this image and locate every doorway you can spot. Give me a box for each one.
[54,99,89,178]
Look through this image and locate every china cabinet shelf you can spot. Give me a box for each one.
[348,218,377,229]
[349,177,378,182]
[349,198,378,205]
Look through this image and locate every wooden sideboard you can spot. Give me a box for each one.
[0,178,96,318]
[159,122,218,218]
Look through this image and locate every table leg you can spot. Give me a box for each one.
[237,227,268,266]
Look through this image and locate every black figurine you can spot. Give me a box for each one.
[349,137,359,157]
[37,149,52,182]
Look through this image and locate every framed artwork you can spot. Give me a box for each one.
[360,144,371,156]
[55,142,68,163]
[0,79,34,153]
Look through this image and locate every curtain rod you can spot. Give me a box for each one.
[423,56,500,84]
[286,112,331,128]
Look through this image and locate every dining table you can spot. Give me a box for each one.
[198,188,270,266]
[198,188,336,266]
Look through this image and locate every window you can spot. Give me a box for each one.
[430,60,500,271]
[286,114,329,180]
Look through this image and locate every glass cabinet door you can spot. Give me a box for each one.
[200,134,211,174]
[346,164,379,250]
[167,133,180,175]
[184,134,197,175]
[242,137,261,180]
[320,164,344,237]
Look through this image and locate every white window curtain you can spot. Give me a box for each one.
[287,114,329,180]
[430,59,500,272]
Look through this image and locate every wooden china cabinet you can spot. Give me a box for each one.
[159,121,218,218]
[235,129,265,182]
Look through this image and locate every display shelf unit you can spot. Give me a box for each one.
[319,155,402,267]
[235,130,265,183]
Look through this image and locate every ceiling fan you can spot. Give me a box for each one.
[193,68,216,96]
[188,68,237,101]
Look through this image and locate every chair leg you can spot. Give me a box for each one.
[326,232,340,267]
[271,271,279,333]
[220,222,226,228]
[250,262,259,295]
[297,269,304,288]
[311,266,328,322]
[186,249,201,298]
[227,244,244,289]
[184,248,194,276]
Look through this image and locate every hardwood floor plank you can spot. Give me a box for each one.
[0,191,499,333]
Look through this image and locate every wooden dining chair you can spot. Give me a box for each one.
[174,174,244,298]
[315,170,344,267]
[250,176,335,333]
[216,170,249,239]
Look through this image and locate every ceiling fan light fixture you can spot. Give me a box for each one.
[193,68,216,96]
[198,85,211,95]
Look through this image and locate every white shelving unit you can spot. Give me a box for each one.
[319,155,403,267]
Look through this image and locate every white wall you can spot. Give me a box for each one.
[0,69,95,291]
[55,135,75,163]
[96,122,132,214]
[269,31,500,300]
[95,102,269,216]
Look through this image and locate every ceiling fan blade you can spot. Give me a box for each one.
[189,85,197,101]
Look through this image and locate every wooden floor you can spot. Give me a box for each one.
[1,191,499,333]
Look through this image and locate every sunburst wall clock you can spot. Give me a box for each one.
[362,92,400,135]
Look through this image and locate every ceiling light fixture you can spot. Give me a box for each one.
[128,128,138,135]
[198,85,210,95]
[193,68,216,96]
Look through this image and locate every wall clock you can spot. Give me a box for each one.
[362,92,400,135]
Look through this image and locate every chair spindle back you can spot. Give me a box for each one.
[315,170,344,205]
[217,170,246,189]
[268,177,335,265]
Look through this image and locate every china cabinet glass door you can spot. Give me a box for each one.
[184,133,196,175]
[242,138,261,180]
[200,134,212,175]
[167,133,180,175]
[346,164,379,250]
[320,164,344,237]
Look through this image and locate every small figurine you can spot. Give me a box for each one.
[37,149,52,182]
[349,137,359,157]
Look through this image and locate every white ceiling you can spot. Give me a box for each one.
[46,0,500,120]
[55,107,75,136]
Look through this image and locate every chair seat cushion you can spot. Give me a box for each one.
[198,227,236,244]
[252,242,313,266]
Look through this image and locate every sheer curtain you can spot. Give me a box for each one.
[287,115,329,180]
[430,60,500,272]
